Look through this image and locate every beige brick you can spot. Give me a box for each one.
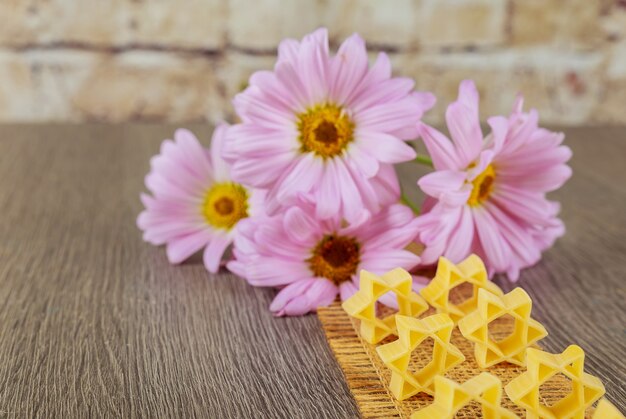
[606,40,626,79]
[392,51,547,125]
[0,49,226,123]
[592,79,626,124]
[595,79,626,123]
[327,0,419,48]
[229,0,504,50]
[0,52,30,120]
[393,48,604,126]
[0,0,620,125]
[73,51,224,123]
[599,1,626,41]
[0,50,97,121]
[548,52,606,125]
[419,0,506,47]
[591,41,626,124]
[0,0,227,49]
[510,0,603,48]
[228,0,327,50]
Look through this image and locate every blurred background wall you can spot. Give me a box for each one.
[0,0,624,126]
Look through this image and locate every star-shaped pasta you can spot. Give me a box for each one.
[593,398,624,419]
[376,313,465,400]
[420,255,503,324]
[458,287,547,368]
[411,373,518,419]
[505,345,605,419]
[342,268,428,344]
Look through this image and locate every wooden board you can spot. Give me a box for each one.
[0,124,624,417]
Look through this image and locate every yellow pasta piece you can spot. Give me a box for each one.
[420,255,503,324]
[458,287,547,368]
[376,313,465,400]
[411,373,518,419]
[342,268,428,344]
[593,398,625,418]
[505,345,605,419]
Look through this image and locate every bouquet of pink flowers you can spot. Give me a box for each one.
[137,28,571,316]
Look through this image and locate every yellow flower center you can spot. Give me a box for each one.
[468,164,496,206]
[202,182,249,230]
[298,104,354,158]
[307,235,360,285]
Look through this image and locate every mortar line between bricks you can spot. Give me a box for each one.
[0,41,514,57]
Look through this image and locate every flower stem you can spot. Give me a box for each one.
[415,154,434,167]
[401,193,420,215]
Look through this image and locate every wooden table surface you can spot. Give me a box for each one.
[0,124,624,418]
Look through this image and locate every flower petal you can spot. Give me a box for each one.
[246,258,311,287]
[271,278,338,316]
[356,131,417,164]
[334,158,365,223]
[486,115,509,155]
[283,206,319,245]
[346,143,380,178]
[445,80,483,166]
[297,28,330,104]
[276,153,324,202]
[223,124,298,161]
[361,249,420,273]
[442,205,474,263]
[230,152,294,188]
[249,70,301,112]
[369,164,401,207]
[330,33,369,105]
[472,206,511,272]
[339,280,359,302]
[315,158,342,219]
[491,184,558,227]
[210,123,232,182]
[166,229,212,264]
[277,38,300,64]
[174,128,214,179]
[270,279,315,315]
[203,233,232,273]
[355,95,424,138]
[350,77,414,112]
[418,170,466,197]
[418,123,463,170]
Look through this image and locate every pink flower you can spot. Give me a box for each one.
[415,80,572,281]
[137,125,265,273]
[223,28,435,222]
[228,203,421,316]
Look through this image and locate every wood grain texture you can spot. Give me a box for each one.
[0,124,360,418]
[0,124,624,417]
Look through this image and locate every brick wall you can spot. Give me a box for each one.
[0,0,625,125]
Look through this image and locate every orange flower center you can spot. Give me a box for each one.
[298,104,354,158]
[202,182,249,230]
[307,235,360,284]
[468,164,496,206]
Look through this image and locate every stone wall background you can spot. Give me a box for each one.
[0,0,625,125]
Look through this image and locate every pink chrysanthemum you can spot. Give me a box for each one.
[137,125,265,273]
[415,80,572,280]
[228,203,421,316]
[223,28,435,222]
